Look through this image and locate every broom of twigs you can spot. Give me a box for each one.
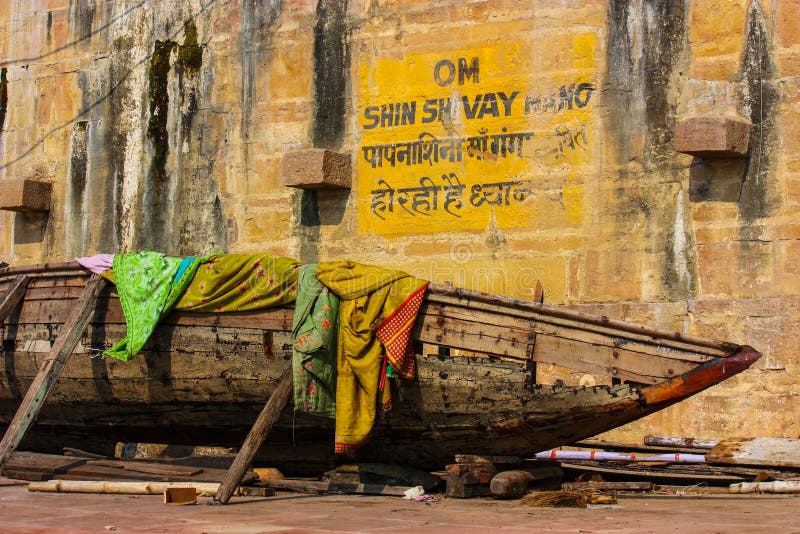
[519,490,617,508]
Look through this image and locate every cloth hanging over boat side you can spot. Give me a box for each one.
[315,261,428,454]
[175,254,300,312]
[291,264,339,418]
[104,252,208,361]
[76,254,115,275]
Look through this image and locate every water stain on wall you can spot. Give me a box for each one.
[65,121,89,255]
[69,0,96,45]
[0,67,8,134]
[605,0,696,301]
[295,0,351,264]
[312,0,349,150]
[737,2,776,227]
[240,0,283,172]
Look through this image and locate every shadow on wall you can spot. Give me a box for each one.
[689,159,748,203]
[13,212,48,245]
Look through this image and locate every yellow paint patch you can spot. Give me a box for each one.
[562,184,584,226]
[357,35,598,236]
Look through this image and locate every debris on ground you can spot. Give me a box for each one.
[519,490,617,508]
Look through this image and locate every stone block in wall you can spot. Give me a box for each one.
[281,149,351,190]
[0,179,52,212]
[675,116,751,158]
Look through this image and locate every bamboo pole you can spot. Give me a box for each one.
[29,480,225,496]
[213,365,293,504]
[0,275,29,323]
[0,274,106,470]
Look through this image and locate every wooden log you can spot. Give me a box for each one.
[0,275,106,470]
[490,465,564,499]
[0,275,29,324]
[706,438,800,469]
[213,365,292,504]
[644,435,719,450]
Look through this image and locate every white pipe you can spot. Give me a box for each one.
[534,449,706,463]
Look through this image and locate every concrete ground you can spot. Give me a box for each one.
[1,477,798,533]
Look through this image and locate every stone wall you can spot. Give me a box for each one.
[0,0,797,442]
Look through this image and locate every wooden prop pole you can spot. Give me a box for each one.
[0,275,29,324]
[0,274,106,470]
[213,366,293,504]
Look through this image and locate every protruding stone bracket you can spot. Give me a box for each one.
[675,116,751,158]
[0,179,52,212]
[281,149,351,190]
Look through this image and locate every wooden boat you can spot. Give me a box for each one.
[0,262,761,473]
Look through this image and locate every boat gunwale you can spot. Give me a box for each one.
[1,261,742,357]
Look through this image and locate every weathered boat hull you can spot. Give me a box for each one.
[0,265,761,472]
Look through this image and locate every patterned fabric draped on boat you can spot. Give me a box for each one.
[106,253,299,361]
[291,264,339,418]
[175,254,300,312]
[315,261,428,454]
[104,252,209,361]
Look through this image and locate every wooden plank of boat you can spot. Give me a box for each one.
[0,275,29,324]
[705,438,800,469]
[0,275,106,470]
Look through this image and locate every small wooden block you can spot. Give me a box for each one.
[281,149,351,190]
[239,486,277,497]
[674,116,750,158]
[163,487,197,505]
[445,462,497,498]
[0,179,52,212]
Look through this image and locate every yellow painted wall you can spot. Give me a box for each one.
[0,0,797,443]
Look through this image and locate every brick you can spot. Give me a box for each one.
[0,179,52,212]
[675,116,751,157]
[281,149,352,190]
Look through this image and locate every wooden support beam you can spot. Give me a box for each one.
[0,275,29,324]
[0,274,106,470]
[214,365,292,504]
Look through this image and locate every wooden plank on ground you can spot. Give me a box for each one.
[706,438,800,469]
[86,460,201,477]
[0,275,106,470]
[2,451,88,474]
[0,275,29,324]
[559,462,746,483]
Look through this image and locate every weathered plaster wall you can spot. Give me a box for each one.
[0,0,798,442]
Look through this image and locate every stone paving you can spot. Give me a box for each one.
[1,477,798,533]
